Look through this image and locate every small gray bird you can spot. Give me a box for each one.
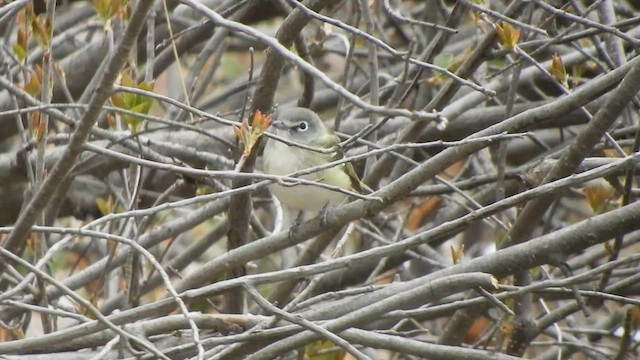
[263,107,369,213]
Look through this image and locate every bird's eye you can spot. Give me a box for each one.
[297,121,309,132]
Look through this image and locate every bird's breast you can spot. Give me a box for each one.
[263,140,305,175]
[263,140,350,211]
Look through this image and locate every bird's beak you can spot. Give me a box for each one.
[271,120,288,129]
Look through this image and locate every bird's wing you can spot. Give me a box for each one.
[336,150,373,194]
[311,134,372,194]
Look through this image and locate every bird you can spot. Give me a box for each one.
[263,107,370,216]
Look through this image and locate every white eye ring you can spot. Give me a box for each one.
[297,121,309,132]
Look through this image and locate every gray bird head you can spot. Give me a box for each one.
[270,107,329,144]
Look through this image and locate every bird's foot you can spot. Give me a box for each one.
[288,210,305,241]
[294,210,305,227]
[320,202,332,227]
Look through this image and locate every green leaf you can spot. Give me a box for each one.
[13,43,27,62]
[304,340,345,360]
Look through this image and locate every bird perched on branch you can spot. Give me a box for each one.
[263,107,371,218]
